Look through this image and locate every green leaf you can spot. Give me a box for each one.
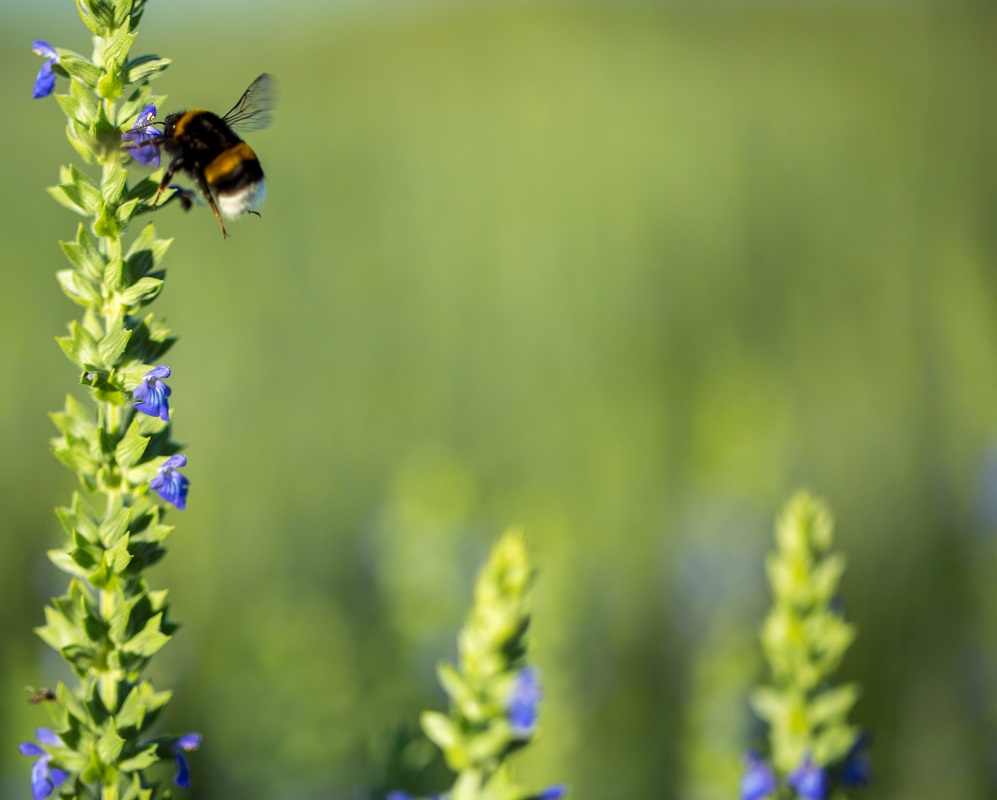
[438,662,475,706]
[66,119,98,164]
[103,30,137,69]
[112,0,134,24]
[123,612,170,657]
[98,65,124,101]
[115,419,150,469]
[56,79,100,126]
[116,197,141,226]
[421,711,460,753]
[36,604,85,652]
[813,724,859,766]
[74,0,104,34]
[118,745,159,773]
[57,269,102,307]
[55,164,102,215]
[811,552,847,603]
[125,224,172,279]
[51,394,97,440]
[95,202,124,238]
[103,164,128,205]
[48,184,93,217]
[98,318,131,366]
[51,442,101,475]
[124,55,171,84]
[60,224,106,281]
[60,53,103,87]
[809,684,859,728]
[104,255,125,290]
[749,686,788,725]
[120,276,164,308]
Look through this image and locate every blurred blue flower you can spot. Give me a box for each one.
[151,454,189,510]
[788,756,828,800]
[385,793,412,800]
[18,728,69,800]
[133,365,172,421]
[172,732,201,789]
[740,752,777,800]
[31,40,59,99]
[121,103,162,167]
[840,731,872,787]
[507,666,542,735]
[534,785,567,800]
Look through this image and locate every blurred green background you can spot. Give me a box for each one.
[3,1,997,798]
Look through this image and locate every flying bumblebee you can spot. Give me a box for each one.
[124,73,275,238]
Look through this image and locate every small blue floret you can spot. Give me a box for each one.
[840,731,872,787]
[133,365,172,421]
[507,667,543,736]
[18,728,69,800]
[740,752,777,800]
[172,732,201,789]
[151,454,190,510]
[788,756,828,800]
[121,102,163,167]
[31,40,59,99]
[535,785,567,800]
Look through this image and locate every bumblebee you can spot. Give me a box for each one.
[127,73,274,238]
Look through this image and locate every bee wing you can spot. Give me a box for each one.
[223,73,276,133]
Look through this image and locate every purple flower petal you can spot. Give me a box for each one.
[133,366,172,421]
[174,751,191,789]
[122,105,164,167]
[32,40,58,59]
[164,454,187,470]
[19,729,67,800]
[508,667,542,736]
[134,102,157,127]
[788,756,828,800]
[35,730,60,747]
[175,733,201,751]
[32,59,56,99]
[536,786,567,800]
[740,752,777,800]
[172,733,201,789]
[840,731,872,787]
[151,459,190,510]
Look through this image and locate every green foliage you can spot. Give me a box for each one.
[752,493,864,783]
[25,0,194,798]
[420,529,560,800]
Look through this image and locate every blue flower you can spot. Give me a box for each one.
[133,365,172,421]
[740,752,777,800]
[31,40,59,99]
[18,728,69,800]
[840,731,872,787]
[507,667,542,736]
[788,756,828,800]
[151,454,190,510]
[172,732,201,789]
[534,786,567,800]
[121,103,163,167]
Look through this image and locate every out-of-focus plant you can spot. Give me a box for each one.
[22,1,200,799]
[390,529,565,800]
[740,493,872,800]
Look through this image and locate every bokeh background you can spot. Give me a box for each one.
[2,1,997,798]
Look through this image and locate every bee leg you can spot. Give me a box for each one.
[195,174,229,238]
[151,161,181,210]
